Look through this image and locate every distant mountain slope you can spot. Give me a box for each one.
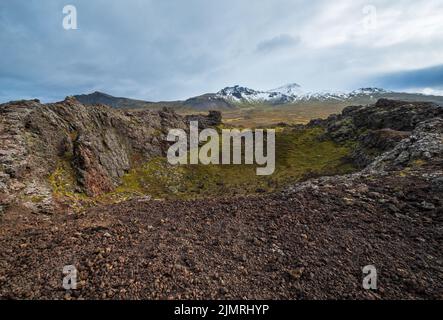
[183,93,236,110]
[75,85,443,111]
[74,91,236,111]
[270,83,304,96]
[185,85,443,109]
[216,85,295,104]
[214,85,443,106]
[74,91,182,110]
[74,91,152,109]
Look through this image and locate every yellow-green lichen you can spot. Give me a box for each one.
[110,127,356,200]
[48,127,357,204]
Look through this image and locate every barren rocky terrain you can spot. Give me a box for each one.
[0,98,442,299]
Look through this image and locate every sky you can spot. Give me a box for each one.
[1,0,443,102]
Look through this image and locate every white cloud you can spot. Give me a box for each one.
[415,88,443,96]
[1,0,443,102]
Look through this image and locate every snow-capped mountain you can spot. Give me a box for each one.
[76,84,443,111]
[215,84,392,105]
[216,85,294,104]
[293,87,393,102]
[216,85,289,103]
[270,83,304,96]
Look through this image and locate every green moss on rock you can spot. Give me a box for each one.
[111,127,356,200]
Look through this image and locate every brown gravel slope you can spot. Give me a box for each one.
[0,167,442,300]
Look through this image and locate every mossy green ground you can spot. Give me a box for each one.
[47,127,356,203]
[48,158,90,211]
[109,127,355,200]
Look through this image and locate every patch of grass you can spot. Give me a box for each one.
[49,162,75,195]
[110,127,356,200]
[69,130,79,142]
[48,160,88,202]
[30,195,46,203]
[48,161,92,213]
[180,102,350,128]
[47,127,357,204]
[411,159,426,167]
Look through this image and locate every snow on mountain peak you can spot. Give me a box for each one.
[269,83,303,96]
[217,85,295,104]
[352,87,389,94]
[216,84,391,104]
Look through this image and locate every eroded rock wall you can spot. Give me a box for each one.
[0,97,219,210]
[309,99,443,167]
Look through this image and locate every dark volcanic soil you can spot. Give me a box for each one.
[0,166,442,300]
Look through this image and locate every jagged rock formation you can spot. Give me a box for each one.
[74,91,155,109]
[0,97,441,215]
[185,111,222,128]
[365,117,443,173]
[0,97,220,211]
[309,98,443,168]
[0,98,442,299]
[287,99,443,198]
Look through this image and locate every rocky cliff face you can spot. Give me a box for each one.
[1,98,441,300]
[0,97,220,212]
[0,97,441,215]
[309,98,443,168]
[365,117,443,173]
[286,99,443,211]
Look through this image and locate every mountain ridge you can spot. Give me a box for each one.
[73,84,443,111]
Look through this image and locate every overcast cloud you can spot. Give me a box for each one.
[1,0,443,102]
